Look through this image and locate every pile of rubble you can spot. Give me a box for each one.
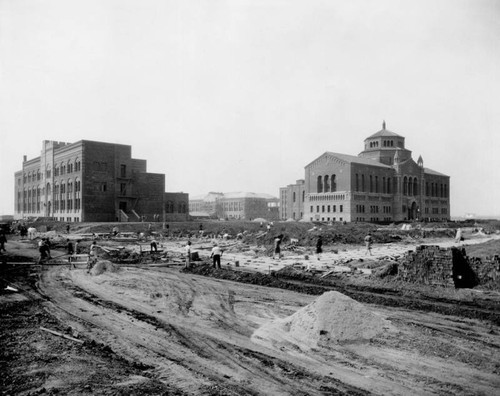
[252,291,395,349]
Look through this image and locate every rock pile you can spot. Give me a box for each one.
[253,291,394,349]
[90,260,119,276]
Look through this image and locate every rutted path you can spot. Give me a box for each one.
[35,263,500,396]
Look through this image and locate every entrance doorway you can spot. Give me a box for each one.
[408,202,418,220]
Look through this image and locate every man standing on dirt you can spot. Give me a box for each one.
[316,235,323,260]
[184,241,192,269]
[0,232,6,253]
[66,239,74,256]
[273,235,283,260]
[88,241,99,273]
[364,233,373,256]
[210,243,222,269]
[150,239,158,253]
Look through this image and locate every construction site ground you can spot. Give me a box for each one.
[1,220,500,395]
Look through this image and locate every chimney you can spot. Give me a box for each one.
[23,155,27,162]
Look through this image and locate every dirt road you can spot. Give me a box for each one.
[31,263,499,395]
[2,228,500,395]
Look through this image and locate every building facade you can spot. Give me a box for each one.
[280,123,450,223]
[14,140,189,222]
[279,179,306,220]
[189,192,279,221]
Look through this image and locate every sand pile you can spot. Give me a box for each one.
[90,260,119,276]
[252,291,394,349]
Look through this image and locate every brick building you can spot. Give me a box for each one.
[280,123,450,223]
[279,180,306,221]
[189,192,279,221]
[14,140,188,222]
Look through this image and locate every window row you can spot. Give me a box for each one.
[310,204,343,213]
[23,170,42,183]
[314,216,344,222]
[23,181,81,196]
[23,159,82,184]
[425,182,448,198]
[355,174,392,194]
[402,176,419,196]
[223,201,244,211]
[54,159,81,176]
[165,201,187,213]
[423,207,448,215]
[316,175,337,193]
[53,198,82,211]
[292,191,305,203]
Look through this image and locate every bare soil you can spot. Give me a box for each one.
[1,221,499,395]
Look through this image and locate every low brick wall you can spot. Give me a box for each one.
[467,255,500,290]
[399,245,456,287]
[399,245,500,289]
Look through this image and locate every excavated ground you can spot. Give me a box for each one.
[1,222,500,395]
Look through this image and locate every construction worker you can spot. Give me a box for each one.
[184,241,192,269]
[364,233,373,256]
[210,243,222,269]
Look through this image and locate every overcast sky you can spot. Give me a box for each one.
[1,0,499,217]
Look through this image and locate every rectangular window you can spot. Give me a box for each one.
[120,164,126,177]
[333,205,336,212]
[340,205,343,212]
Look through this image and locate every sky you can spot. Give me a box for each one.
[1,0,499,217]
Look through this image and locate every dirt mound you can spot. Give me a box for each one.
[90,260,119,276]
[253,291,394,349]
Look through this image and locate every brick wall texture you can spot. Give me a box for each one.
[399,245,500,290]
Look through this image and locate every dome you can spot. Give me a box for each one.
[364,121,403,140]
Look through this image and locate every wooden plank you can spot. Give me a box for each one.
[40,326,84,344]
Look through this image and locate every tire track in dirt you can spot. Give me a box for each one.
[37,265,370,395]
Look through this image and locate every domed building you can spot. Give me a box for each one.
[279,122,450,223]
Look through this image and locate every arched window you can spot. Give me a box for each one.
[369,175,373,193]
[413,178,418,196]
[317,176,323,193]
[355,174,359,192]
[331,174,336,192]
[302,190,305,202]
[408,177,413,196]
[375,176,379,193]
[387,177,391,194]
[324,175,330,192]
[403,177,408,195]
[361,175,365,192]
